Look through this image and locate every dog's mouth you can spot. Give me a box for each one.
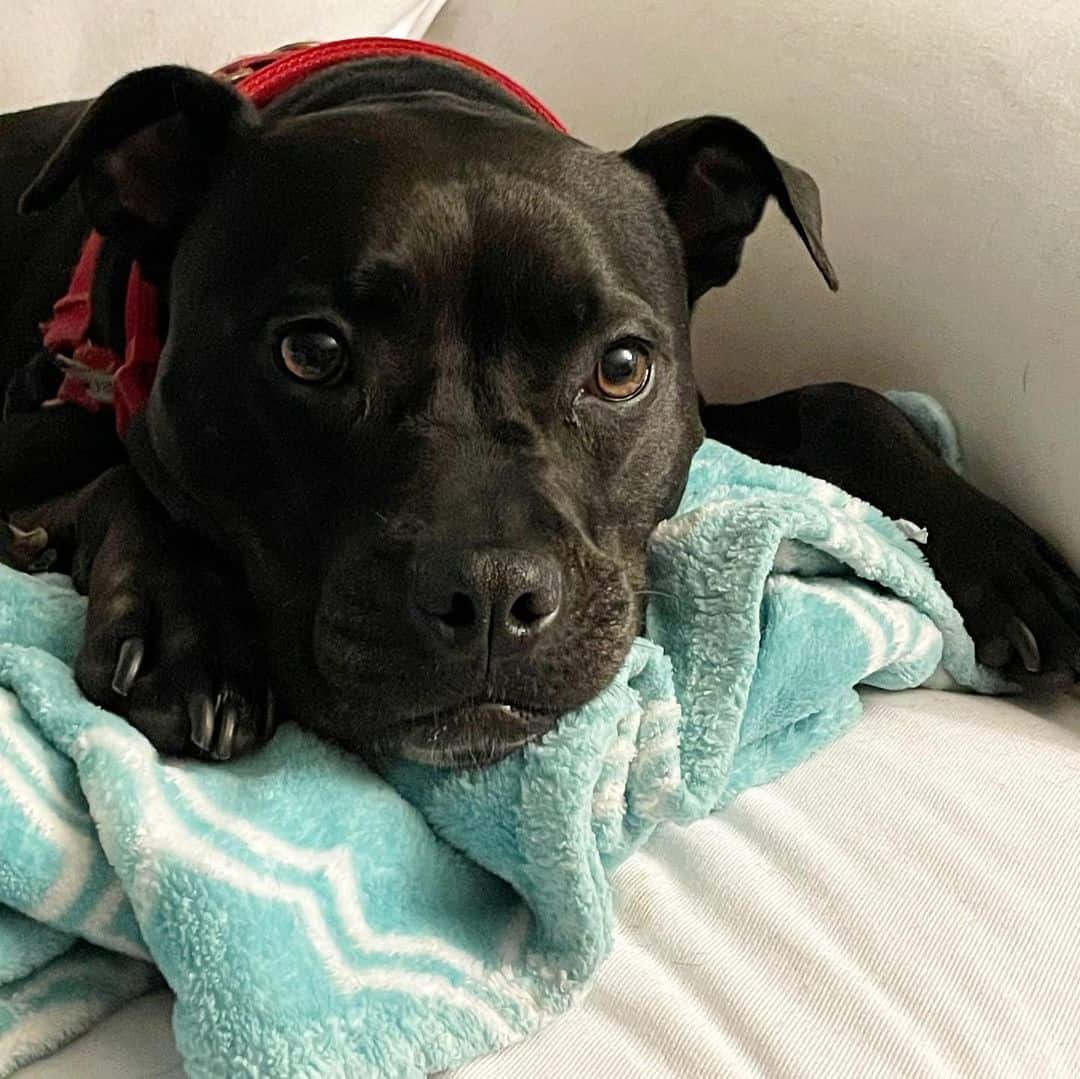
[381,700,557,768]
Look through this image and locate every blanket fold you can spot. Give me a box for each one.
[0,394,1001,1077]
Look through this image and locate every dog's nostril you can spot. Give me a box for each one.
[508,589,558,627]
[412,546,563,654]
[439,592,477,629]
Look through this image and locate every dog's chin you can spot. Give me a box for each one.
[375,702,558,769]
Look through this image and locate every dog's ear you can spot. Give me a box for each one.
[19,66,257,258]
[624,116,838,302]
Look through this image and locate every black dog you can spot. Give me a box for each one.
[1,49,1077,767]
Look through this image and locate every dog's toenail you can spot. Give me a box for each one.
[189,694,215,752]
[1006,616,1040,673]
[111,637,145,695]
[11,524,49,551]
[212,693,239,760]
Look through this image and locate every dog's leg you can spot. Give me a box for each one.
[0,403,124,571]
[12,466,276,760]
[701,382,1080,686]
[0,405,123,510]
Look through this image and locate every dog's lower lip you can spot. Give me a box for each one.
[390,701,554,767]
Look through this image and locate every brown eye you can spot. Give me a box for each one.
[278,323,348,383]
[591,340,652,400]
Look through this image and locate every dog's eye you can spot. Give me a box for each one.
[277,324,348,384]
[590,340,652,401]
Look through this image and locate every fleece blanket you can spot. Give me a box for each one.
[0,394,1003,1077]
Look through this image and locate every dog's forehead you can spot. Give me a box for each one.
[258,100,619,195]
[193,103,682,311]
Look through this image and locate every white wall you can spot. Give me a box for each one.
[0,0,447,110]
[432,0,1080,563]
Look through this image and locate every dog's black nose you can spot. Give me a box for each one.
[411,547,562,657]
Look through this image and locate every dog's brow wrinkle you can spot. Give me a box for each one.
[490,420,535,447]
[346,260,417,307]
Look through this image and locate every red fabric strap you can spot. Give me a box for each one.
[40,38,564,437]
[239,37,566,130]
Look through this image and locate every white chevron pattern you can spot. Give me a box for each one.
[82,726,541,1044]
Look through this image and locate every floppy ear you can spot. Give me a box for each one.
[19,65,257,263]
[624,116,838,302]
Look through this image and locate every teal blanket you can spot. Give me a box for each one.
[0,397,1002,1076]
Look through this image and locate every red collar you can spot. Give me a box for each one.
[42,38,565,437]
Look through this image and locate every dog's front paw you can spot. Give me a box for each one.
[60,473,276,760]
[929,494,1080,689]
[78,541,275,759]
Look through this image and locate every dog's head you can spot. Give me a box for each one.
[22,63,835,765]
